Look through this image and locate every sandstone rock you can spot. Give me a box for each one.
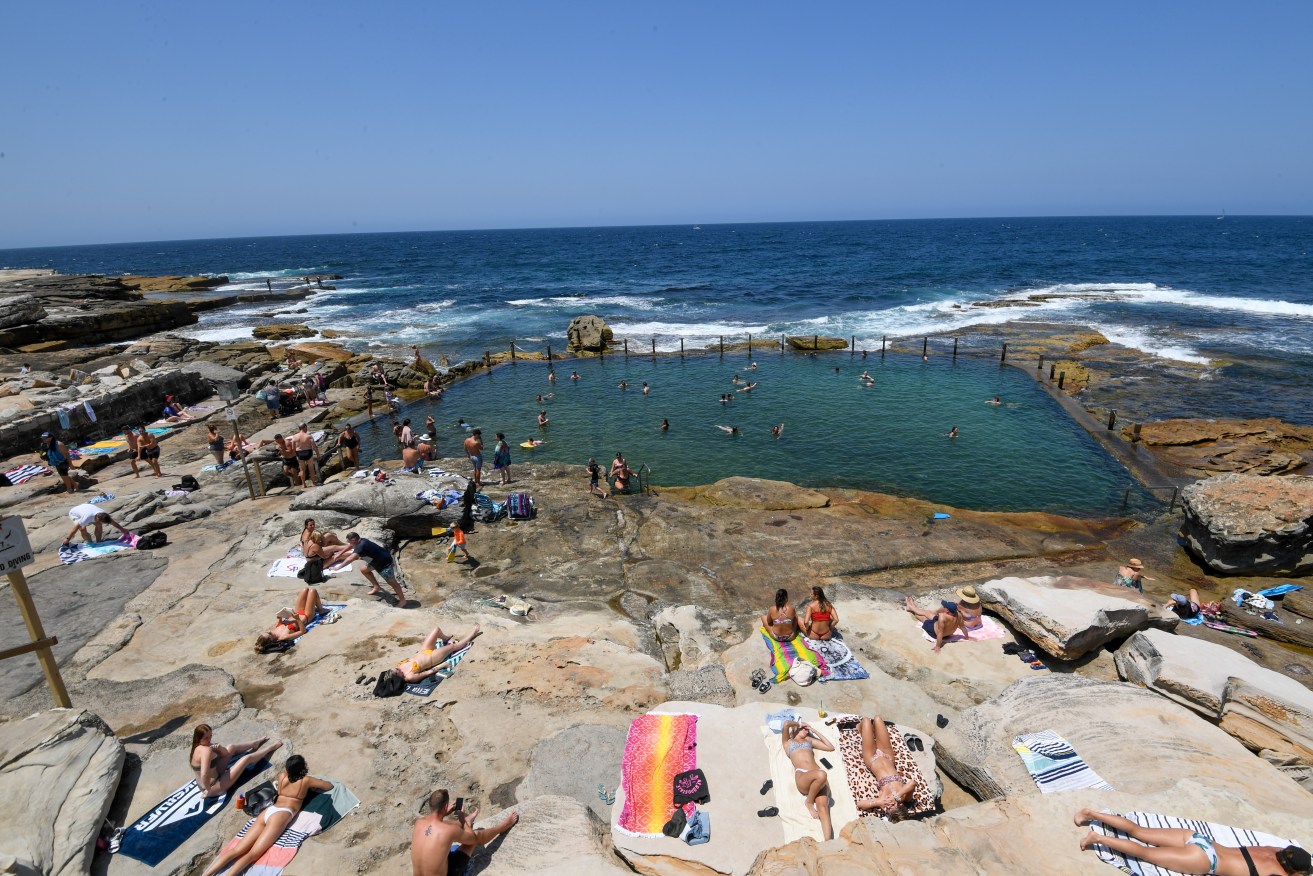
[120,274,228,293]
[977,575,1176,660]
[785,335,847,351]
[1130,418,1313,476]
[685,477,830,511]
[468,796,622,876]
[0,709,125,876]
[0,294,47,329]
[289,479,429,519]
[252,323,314,341]
[287,340,355,362]
[566,314,613,351]
[518,724,628,821]
[1180,473,1313,575]
[1116,629,1313,765]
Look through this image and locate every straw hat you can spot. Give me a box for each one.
[956,586,980,605]
[1127,558,1144,570]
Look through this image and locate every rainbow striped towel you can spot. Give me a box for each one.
[616,713,698,837]
[760,628,829,683]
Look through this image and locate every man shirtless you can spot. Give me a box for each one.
[264,433,303,487]
[122,426,142,478]
[463,429,483,487]
[411,790,518,876]
[290,424,319,488]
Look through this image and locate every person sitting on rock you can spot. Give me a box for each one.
[1075,808,1312,876]
[201,754,332,876]
[401,444,425,473]
[801,586,840,641]
[411,790,519,876]
[902,594,967,654]
[780,721,835,840]
[1113,558,1146,592]
[62,502,132,546]
[1166,588,1203,620]
[162,395,194,422]
[189,723,283,800]
[387,625,483,685]
[762,588,800,643]
[299,518,344,554]
[255,587,329,652]
[856,716,916,821]
[305,531,351,565]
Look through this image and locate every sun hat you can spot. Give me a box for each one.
[956,586,981,605]
[1128,558,1144,569]
[40,431,51,438]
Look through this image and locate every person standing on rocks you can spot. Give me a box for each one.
[400,418,415,449]
[587,457,608,498]
[337,423,360,469]
[38,432,77,493]
[263,433,302,487]
[291,424,319,488]
[123,426,142,478]
[493,433,512,485]
[333,532,407,604]
[205,424,226,465]
[137,428,163,478]
[411,791,518,876]
[262,383,282,422]
[464,429,484,487]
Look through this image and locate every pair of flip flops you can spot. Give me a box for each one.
[355,673,377,686]
[903,733,925,752]
[757,778,778,817]
[750,668,773,693]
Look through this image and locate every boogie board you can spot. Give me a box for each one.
[932,513,951,520]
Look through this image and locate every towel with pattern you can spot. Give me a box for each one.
[78,440,127,456]
[4,464,50,485]
[760,628,829,683]
[1013,729,1114,793]
[920,614,1009,643]
[266,557,352,578]
[1088,811,1302,876]
[215,779,360,876]
[59,534,139,564]
[837,719,937,819]
[616,712,698,837]
[804,637,870,682]
[405,644,472,696]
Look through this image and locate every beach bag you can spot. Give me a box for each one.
[136,531,168,550]
[373,671,407,698]
[672,769,710,806]
[789,661,818,686]
[242,782,278,816]
[507,491,535,520]
[178,474,199,491]
[473,494,506,523]
[298,556,326,584]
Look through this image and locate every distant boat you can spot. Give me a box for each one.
[1217,209,1226,220]
[692,225,702,230]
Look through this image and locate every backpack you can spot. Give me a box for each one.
[136,531,168,550]
[373,671,407,698]
[242,782,278,816]
[298,556,326,584]
[507,491,535,520]
[178,475,200,491]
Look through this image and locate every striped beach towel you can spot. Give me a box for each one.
[406,643,472,696]
[1089,811,1301,876]
[760,628,828,683]
[1013,729,1113,793]
[616,713,698,837]
[4,464,50,485]
[218,780,359,876]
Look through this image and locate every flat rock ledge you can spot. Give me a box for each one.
[1180,473,1313,576]
[666,477,830,511]
[978,575,1176,660]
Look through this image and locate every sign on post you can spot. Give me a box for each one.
[225,406,238,421]
[0,515,35,572]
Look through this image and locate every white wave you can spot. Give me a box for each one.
[219,268,327,281]
[1094,325,1212,365]
[179,327,254,342]
[507,294,665,310]
[1007,282,1313,319]
[414,299,457,313]
[610,319,771,352]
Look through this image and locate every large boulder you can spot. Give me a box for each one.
[566,315,613,351]
[0,294,47,329]
[0,709,125,876]
[1180,473,1313,576]
[976,575,1176,660]
[1116,629,1313,765]
[289,478,429,519]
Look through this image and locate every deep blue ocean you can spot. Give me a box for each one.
[4,217,1312,513]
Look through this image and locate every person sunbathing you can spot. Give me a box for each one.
[801,586,840,640]
[780,721,835,840]
[386,625,483,685]
[761,589,800,642]
[255,587,328,652]
[189,723,283,799]
[902,590,979,653]
[1074,808,1312,876]
[856,716,916,821]
[201,755,333,876]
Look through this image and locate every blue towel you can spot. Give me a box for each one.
[1259,584,1303,598]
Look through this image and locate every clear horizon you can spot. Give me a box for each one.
[3,2,1311,249]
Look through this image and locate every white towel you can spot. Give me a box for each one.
[758,722,859,843]
[1090,811,1302,876]
[266,557,353,578]
[84,401,97,422]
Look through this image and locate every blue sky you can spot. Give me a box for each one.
[2,1,1310,248]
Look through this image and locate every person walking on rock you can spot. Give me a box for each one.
[38,431,77,493]
[137,428,163,478]
[123,425,142,478]
[493,433,512,485]
[464,429,484,487]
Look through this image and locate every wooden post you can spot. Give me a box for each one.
[748,334,753,358]
[1049,364,1056,381]
[881,336,886,358]
[922,337,928,358]
[252,454,266,495]
[546,344,553,363]
[1123,487,1131,510]
[651,337,656,360]
[680,338,684,359]
[623,338,628,359]
[953,337,958,361]
[510,339,516,361]
[813,335,818,351]
[1169,487,1178,511]
[1058,371,1066,389]
[780,334,785,354]
[1037,354,1044,372]
[850,335,855,357]
[1132,423,1142,444]
[483,351,491,367]
[234,413,257,499]
[720,336,724,358]
[1000,342,1008,363]
[1107,410,1117,431]
[7,569,71,708]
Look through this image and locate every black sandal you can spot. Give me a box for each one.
[757,807,779,817]
[759,780,773,795]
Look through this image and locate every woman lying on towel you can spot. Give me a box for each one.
[781,721,836,841]
[387,624,483,685]
[190,724,283,799]
[255,587,327,652]
[201,755,333,876]
[857,716,916,821]
[1075,809,1312,876]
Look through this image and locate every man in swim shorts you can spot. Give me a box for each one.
[290,424,319,488]
[122,426,142,478]
[463,429,483,487]
[334,532,407,604]
[267,433,303,488]
[38,431,78,494]
[410,790,519,876]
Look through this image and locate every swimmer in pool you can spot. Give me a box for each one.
[715,425,740,435]
[947,426,958,439]
[660,418,669,431]
[987,396,1002,405]
[523,437,544,447]
[642,382,649,396]
[618,380,628,390]
[570,371,580,381]
[737,382,757,393]
[771,423,784,438]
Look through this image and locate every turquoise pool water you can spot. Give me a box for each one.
[356,352,1153,517]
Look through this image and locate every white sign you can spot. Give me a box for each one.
[225,406,238,421]
[0,516,34,572]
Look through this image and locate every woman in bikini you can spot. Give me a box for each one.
[902,587,981,653]
[857,716,916,821]
[201,754,333,876]
[801,586,839,640]
[761,589,799,642]
[255,587,329,652]
[299,519,346,555]
[387,625,483,685]
[780,721,835,840]
[1075,808,1312,876]
[188,724,283,799]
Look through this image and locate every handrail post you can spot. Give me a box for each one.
[1058,371,1066,389]
[510,339,516,361]
[748,333,753,358]
[1107,410,1117,431]
[953,337,958,361]
[720,336,724,358]
[1049,364,1056,381]
[813,334,818,351]
[1000,342,1008,363]
[1037,354,1044,372]
[624,338,628,359]
[651,337,656,360]
[881,336,886,358]
[850,335,855,357]
[680,338,684,359]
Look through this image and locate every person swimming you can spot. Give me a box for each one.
[716,425,740,435]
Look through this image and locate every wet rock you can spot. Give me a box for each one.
[0,709,125,876]
[785,335,847,350]
[1179,473,1313,575]
[566,314,613,351]
[252,323,314,341]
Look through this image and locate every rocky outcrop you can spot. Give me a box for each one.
[1130,417,1313,477]
[0,709,125,876]
[785,335,847,351]
[0,294,47,330]
[252,323,315,341]
[1180,473,1313,575]
[977,575,1176,660]
[287,340,356,362]
[677,476,830,511]
[0,274,197,350]
[289,478,431,519]
[1116,629,1313,765]
[566,315,613,351]
[121,275,228,293]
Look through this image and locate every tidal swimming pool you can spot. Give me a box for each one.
[355,353,1154,517]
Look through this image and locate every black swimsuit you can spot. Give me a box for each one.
[341,435,359,449]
